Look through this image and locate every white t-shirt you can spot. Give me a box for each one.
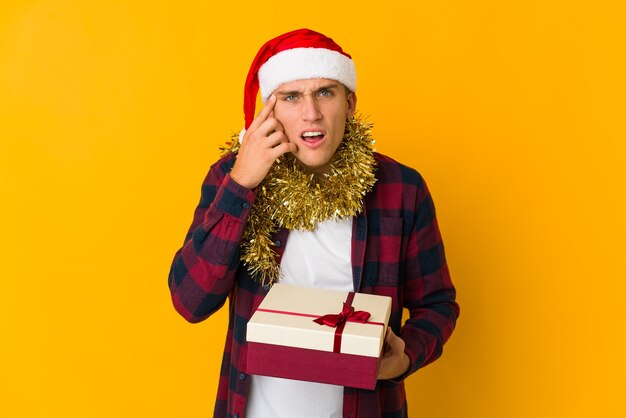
[246,218,354,418]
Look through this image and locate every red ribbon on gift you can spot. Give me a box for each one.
[313,292,371,353]
[313,299,371,327]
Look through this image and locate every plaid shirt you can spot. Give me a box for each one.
[169,152,459,418]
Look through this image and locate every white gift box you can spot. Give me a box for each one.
[246,283,392,390]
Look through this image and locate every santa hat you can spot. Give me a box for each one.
[241,28,356,134]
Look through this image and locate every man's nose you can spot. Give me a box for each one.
[301,95,322,121]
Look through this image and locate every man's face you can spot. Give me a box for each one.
[272,78,357,174]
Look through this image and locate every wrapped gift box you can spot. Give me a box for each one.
[246,283,392,390]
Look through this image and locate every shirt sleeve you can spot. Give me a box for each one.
[168,155,256,323]
[394,174,460,381]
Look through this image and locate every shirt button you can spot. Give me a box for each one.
[242,202,250,209]
[274,240,281,247]
[239,373,246,380]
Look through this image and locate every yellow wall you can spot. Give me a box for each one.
[1,1,624,416]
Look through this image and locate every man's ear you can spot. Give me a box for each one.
[346,91,357,118]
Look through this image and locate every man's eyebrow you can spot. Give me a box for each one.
[315,83,339,92]
[275,83,339,95]
[275,89,302,95]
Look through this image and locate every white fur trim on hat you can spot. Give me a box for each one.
[258,47,356,102]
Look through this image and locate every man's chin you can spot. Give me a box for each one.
[292,156,333,175]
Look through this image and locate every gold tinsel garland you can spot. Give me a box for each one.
[221,116,377,285]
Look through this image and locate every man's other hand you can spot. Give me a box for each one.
[377,327,411,380]
[230,94,298,189]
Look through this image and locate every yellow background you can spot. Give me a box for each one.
[1,0,625,417]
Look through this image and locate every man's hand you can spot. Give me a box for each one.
[230,95,298,189]
[377,327,411,380]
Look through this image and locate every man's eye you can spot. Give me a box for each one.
[284,95,298,101]
[318,89,333,97]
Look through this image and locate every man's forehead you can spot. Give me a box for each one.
[274,78,341,93]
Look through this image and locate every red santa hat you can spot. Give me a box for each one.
[242,28,356,133]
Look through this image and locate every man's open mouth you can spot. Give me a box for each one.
[301,131,325,142]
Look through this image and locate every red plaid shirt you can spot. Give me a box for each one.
[169,152,459,418]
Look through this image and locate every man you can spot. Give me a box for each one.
[169,29,459,418]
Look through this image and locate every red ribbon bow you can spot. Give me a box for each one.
[313,293,372,353]
[313,302,371,327]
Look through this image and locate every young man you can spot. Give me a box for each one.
[169,29,459,418]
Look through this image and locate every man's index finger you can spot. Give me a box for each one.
[249,94,276,131]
